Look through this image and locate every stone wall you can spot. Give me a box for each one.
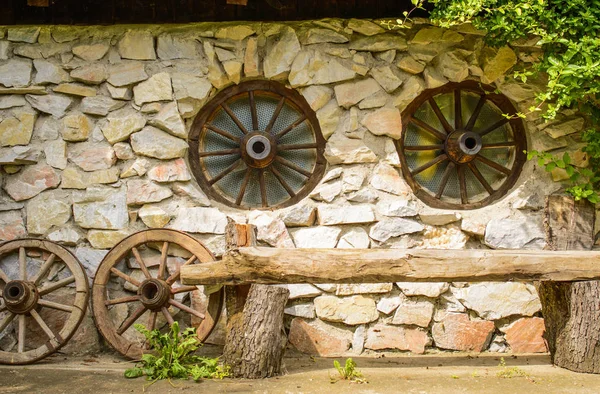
[0,19,590,357]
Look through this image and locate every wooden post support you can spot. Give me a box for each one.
[538,194,600,373]
[222,222,290,378]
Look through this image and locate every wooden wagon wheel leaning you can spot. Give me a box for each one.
[0,239,89,365]
[92,229,224,359]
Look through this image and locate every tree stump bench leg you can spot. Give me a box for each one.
[222,222,290,378]
[539,194,600,373]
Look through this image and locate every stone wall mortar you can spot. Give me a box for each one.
[0,19,588,356]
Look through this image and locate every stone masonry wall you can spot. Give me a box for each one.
[0,19,591,357]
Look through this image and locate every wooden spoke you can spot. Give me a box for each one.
[147,311,158,332]
[168,299,205,320]
[110,268,141,288]
[19,247,26,281]
[275,156,312,177]
[259,170,268,208]
[117,305,146,335]
[0,305,6,314]
[236,169,252,206]
[278,143,318,151]
[270,166,295,197]
[404,145,444,151]
[158,242,169,280]
[458,165,468,204]
[274,114,307,139]
[435,162,456,199]
[481,141,516,149]
[38,276,76,296]
[0,312,15,332]
[30,309,56,340]
[32,253,56,286]
[161,307,175,326]
[428,97,453,134]
[166,256,197,285]
[479,118,510,137]
[208,159,242,186]
[198,148,240,158]
[17,314,25,353]
[454,89,463,130]
[475,154,512,175]
[221,103,249,135]
[171,285,197,294]
[205,125,241,143]
[131,247,151,279]
[468,162,494,195]
[465,95,486,131]
[411,154,448,176]
[410,117,447,141]
[249,91,259,131]
[38,299,74,313]
[0,268,9,283]
[104,295,140,307]
[265,96,286,134]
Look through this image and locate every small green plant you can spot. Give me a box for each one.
[124,322,229,387]
[331,358,367,384]
[496,357,530,379]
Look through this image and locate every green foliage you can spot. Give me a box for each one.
[331,358,367,384]
[527,149,600,203]
[428,0,600,204]
[496,357,530,378]
[379,0,426,30]
[124,322,229,384]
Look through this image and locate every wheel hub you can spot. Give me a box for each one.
[3,280,39,314]
[240,131,277,168]
[137,278,171,311]
[445,130,483,164]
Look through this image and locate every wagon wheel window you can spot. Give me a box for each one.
[189,81,326,210]
[397,81,527,210]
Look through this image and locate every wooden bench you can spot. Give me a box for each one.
[181,195,600,376]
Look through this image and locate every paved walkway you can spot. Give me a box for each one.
[1,352,599,393]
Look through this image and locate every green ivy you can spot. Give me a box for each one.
[429,0,600,204]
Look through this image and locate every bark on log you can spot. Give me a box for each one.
[223,285,289,378]
[538,194,600,373]
[222,222,289,378]
[180,248,600,285]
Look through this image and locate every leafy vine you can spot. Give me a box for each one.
[428,0,600,203]
[380,1,600,203]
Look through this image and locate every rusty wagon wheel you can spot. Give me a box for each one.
[92,229,224,359]
[0,239,89,365]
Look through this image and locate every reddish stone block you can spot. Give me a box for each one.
[432,313,495,352]
[288,317,351,357]
[503,317,547,353]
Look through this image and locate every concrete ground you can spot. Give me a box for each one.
[1,351,599,394]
